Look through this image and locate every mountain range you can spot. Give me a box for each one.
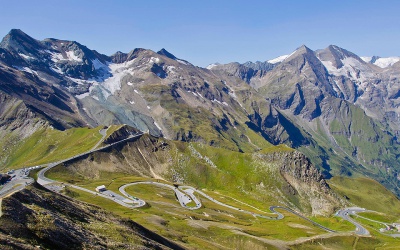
[1,28,400,199]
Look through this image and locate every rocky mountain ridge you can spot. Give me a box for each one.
[209,45,400,196]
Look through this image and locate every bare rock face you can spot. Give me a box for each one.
[267,151,345,216]
[280,151,328,190]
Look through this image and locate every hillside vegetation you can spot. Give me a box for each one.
[328,176,400,216]
[1,127,103,170]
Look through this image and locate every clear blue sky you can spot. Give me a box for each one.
[1,0,400,66]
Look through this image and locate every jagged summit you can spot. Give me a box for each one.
[110,51,128,63]
[288,44,314,58]
[315,45,365,69]
[242,61,274,71]
[0,28,44,55]
[157,48,177,60]
[1,29,34,44]
[3,28,31,40]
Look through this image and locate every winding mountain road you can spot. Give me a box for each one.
[1,129,374,237]
[120,182,201,210]
[35,132,145,207]
[336,208,370,236]
[120,181,337,233]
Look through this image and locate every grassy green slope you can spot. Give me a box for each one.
[48,170,355,249]
[18,128,400,248]
[328,176,400,216]
[3,126,103,169]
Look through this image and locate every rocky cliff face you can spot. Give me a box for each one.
[279,151,344,215]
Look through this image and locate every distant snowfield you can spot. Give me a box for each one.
[374,57,400,68]
[320,57,373,85]
[361,56,400,68]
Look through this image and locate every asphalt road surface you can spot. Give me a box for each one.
[119,182,201,210]
[336,207,370,236]
[0,168,34,198]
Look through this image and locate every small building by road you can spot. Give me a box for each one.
[96,185,107,192]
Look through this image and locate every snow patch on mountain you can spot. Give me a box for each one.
[166,65,176,73]
[149,57,160,64]
[206,63,220,69]
[177,59,188,65]
[66,76,91,85]
[98,62,128,95]
[268,55,288,64]
[14,66,37,75]
[51,66,63,74]
[65,51,82,62]
[76,92,90,99]
[18,53,34,60]
[374,57,400,68]
[48,50,64,62]
[321,57,374,84]
[360,56,400,68]
[360,56,372,63]
[75,59,137,100]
